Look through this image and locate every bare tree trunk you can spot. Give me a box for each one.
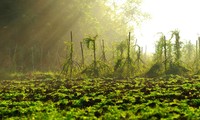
[163,36,167,74]
[101,39,106,62]
[93,39,98,77]
[137,46,141,69]
[70,31,73,79]
[127,32,131,77]
[80,42,84,66]
[127,32,131,60]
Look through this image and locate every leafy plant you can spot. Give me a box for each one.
[62,32,81,78]
[171,30,182,64]
[114,33,135,78]
[83,35,98,77]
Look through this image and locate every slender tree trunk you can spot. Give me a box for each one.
[127,32,131,77]
[70,31,73,79]
[93,39,98,77]
[174,32,181,64]
[137,46,141,69]
[163,36,167,74]
[127,32,131,60]
[80,42,84,66]
[102,39,106,62]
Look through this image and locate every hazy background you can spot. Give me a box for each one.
[0,0,147,72]
[2,0,199,73]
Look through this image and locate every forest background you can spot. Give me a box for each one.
[0,0,199,78]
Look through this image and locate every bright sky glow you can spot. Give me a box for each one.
[115,0,126,5]
[135,0,200,53]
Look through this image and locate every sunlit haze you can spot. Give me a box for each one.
[135,0,200,53]
[1,0,200,74]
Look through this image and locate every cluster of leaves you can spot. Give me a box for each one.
[1,74,200,119]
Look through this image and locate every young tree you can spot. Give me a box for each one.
[114,32,136,78]
[82,35,112,78]
[151,33,168,75]
[154,34,164,63]
[84,35,98,77]
[171,30,182,64]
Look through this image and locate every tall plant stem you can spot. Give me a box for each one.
[163,36,167,74]
[137,46,141,69]
[70,31,73,79]
[127,32,131,77]
[80,42,84,66]
[102,39,106,62]
[128,32,131,60]
[93,39,98,77]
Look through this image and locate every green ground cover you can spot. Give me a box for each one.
[1,75,200,119]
